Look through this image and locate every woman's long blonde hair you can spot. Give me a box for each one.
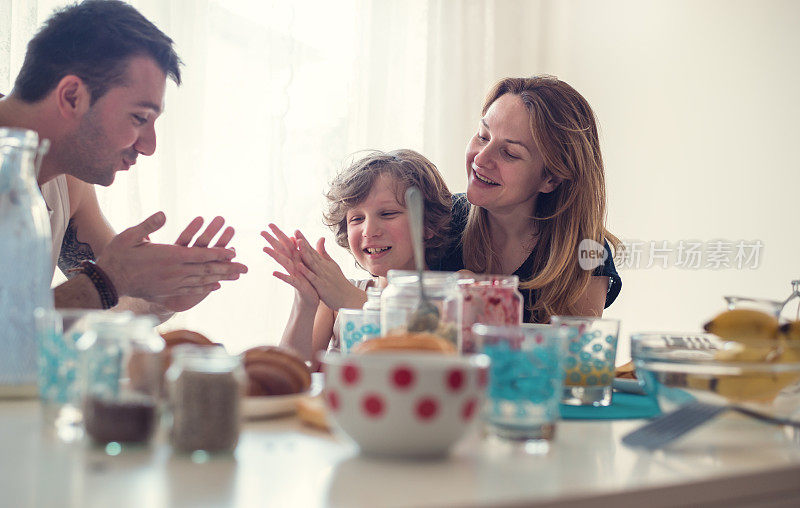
[462,75,620,322]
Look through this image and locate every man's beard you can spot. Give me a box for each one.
[58,110,117,186]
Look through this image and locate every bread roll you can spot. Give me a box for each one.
[353,332,457,354]
[296,396,329,431]
[243,346,312,396]
[130,329,219,392]
[161,329,215,348]
[614,361,637,379]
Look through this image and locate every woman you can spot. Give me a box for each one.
[436,75,622,323]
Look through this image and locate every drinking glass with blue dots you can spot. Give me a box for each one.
[550,316,620,407]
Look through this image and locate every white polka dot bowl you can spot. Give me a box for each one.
[319,352,490,458]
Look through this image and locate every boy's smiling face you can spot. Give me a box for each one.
[346,174,417,278]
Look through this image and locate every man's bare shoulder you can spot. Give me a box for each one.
[64,174,93,218]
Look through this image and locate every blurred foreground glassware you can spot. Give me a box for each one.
[166,345,244,454]
[724,278,800,322]
[77,314,164,446]
[631,332,800,417]
[337,308,381,353]
[724,296,784,317]
[0,128,52,395]
[381,270,461,346]
[551,316,620,407]
[34,309,114,440]
[473,323,567,449]
[458,274,522,353]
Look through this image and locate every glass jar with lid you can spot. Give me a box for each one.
[77,313,164,445]
[362,286,382,311]
[380,270,461,347]
[165,345,245,454]
[458,274,523,353]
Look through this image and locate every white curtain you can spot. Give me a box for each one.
[6,0,800,360]
[1,0,529,352]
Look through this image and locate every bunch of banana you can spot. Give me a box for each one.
[703,309,779,343]
[695,309,800,403]
[780,321,800,341]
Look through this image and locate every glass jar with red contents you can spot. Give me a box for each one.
[458,275,523,353]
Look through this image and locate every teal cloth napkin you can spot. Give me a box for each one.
[559,392,661,420]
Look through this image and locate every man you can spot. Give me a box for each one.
[0,0,247,318]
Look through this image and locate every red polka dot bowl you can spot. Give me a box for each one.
[320,352,490,458]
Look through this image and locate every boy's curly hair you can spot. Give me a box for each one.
[324,149,452,267]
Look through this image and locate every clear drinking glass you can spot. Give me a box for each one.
[337,308,381,353]
[551,316,620,407]
[472,323,568,450]
[34,308,111,440]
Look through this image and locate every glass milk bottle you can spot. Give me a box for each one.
[0,128,53,393]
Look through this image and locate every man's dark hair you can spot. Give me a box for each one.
[13,0,182,104]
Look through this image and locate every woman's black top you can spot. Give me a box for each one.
[433,194,622,323]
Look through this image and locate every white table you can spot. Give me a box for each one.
[3,399,800,508]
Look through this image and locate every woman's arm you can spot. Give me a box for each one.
[572,276,609,317]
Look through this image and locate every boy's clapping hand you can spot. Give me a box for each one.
[292,230,367,311]
[261,224,319,309]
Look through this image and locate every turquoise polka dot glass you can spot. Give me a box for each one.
[472,323,571,449]
[550,316,620,407]
[338,309,381,353]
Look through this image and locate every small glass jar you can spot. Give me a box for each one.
[77,313,164,445]
[362,287,382,311]
[34,309,110,441]
[380,270,461,347]
[166,345,245,454]
[458,274,523,353]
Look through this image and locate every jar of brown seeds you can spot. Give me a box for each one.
[166,345,245,454]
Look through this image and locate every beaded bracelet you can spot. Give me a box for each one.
[79,260,119,309]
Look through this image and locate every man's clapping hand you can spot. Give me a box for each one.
[96,212,248,312]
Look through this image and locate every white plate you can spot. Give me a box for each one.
[242,390,312,419]
[242,374,323,419]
